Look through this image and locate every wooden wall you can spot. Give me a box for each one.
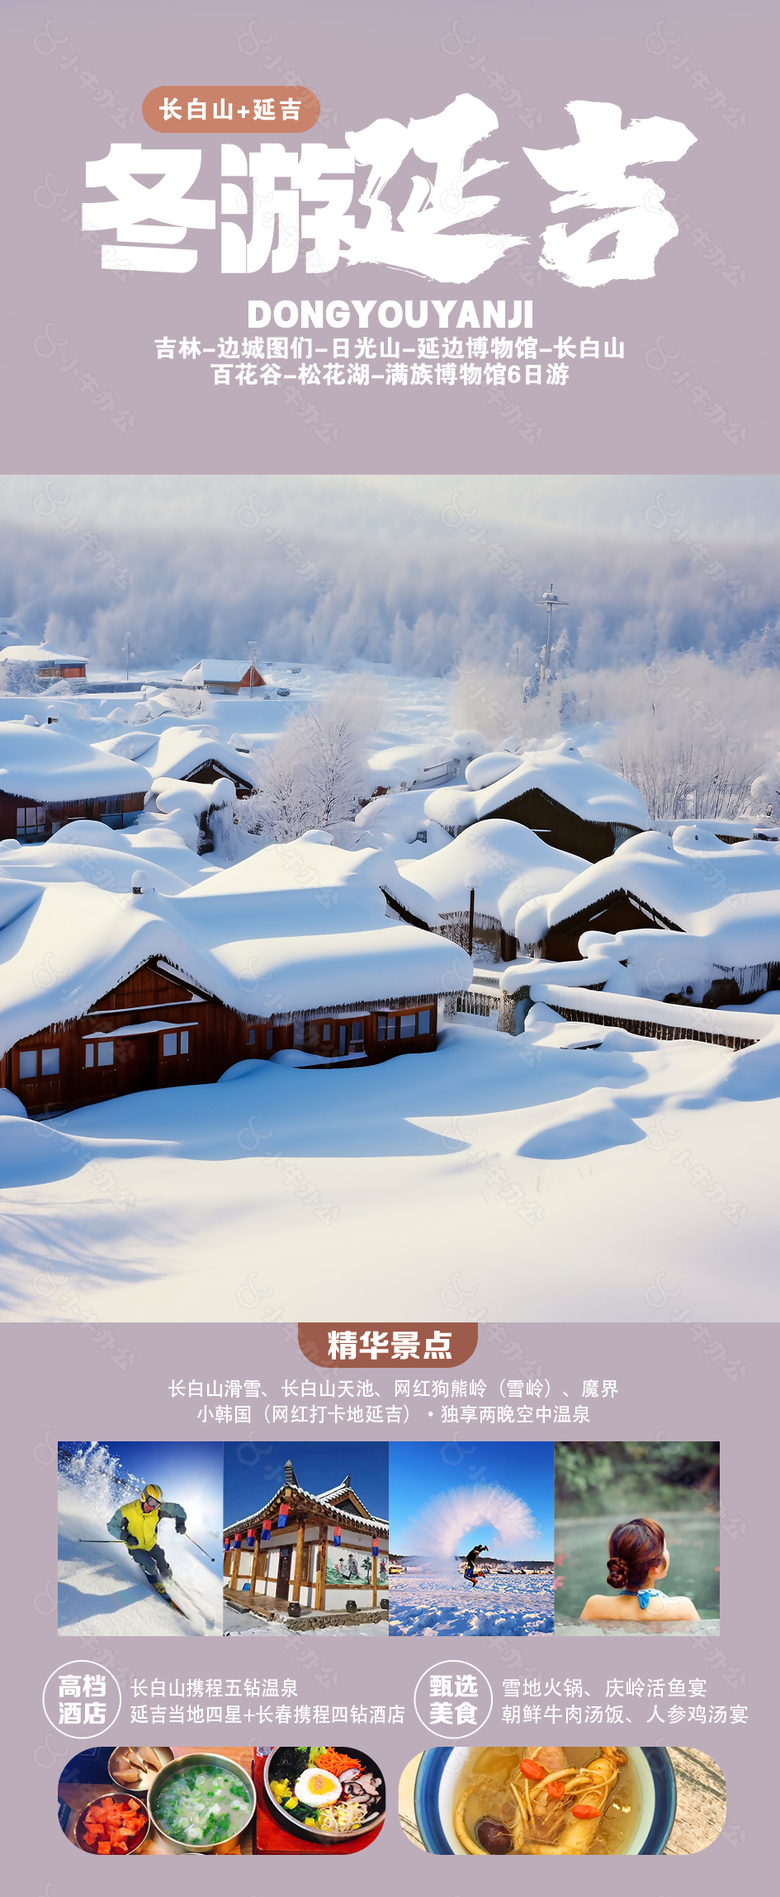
[0,962,440,1113]
[0,789,145,841]
[485,786,639,864]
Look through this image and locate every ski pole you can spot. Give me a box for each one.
[185,1533,215,1562]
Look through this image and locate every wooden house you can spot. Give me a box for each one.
[181,659,266,695]
[97,726,256,799]
[223,1461,390,1621]
[0,721,148,842]
[0,840,471,1113]
[425,741,649,865]
[0,642,87,682]
[512,829,780,1005]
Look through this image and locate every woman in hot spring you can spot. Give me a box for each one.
[580,1517,700,1622]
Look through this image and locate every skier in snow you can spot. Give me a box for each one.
[463,1542,489,1586]
[106,1483,187,1584]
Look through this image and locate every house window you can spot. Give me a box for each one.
[162,1033,178,1056]
[180,1031,189,1054]
[351,1020,364,1044]
[19,1050,37,1079]
[247,1029,255,1045]
[41,1048,60,1075]
[400,1014,416,1038]
[417,1009,431,1035]
[97,1042,114,1067]
[266,1028,274,1051]
[377,1015,396,1042]
[85,1045,94,1068]
[16,806,46,838]
[321,1022,331,1041]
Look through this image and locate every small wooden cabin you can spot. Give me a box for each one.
[480,786,640,865]
[0,956,440,1114]
[534,887,680,962]
[223,1462,390,1620]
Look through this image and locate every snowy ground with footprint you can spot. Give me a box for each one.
[390,1570,554,1636]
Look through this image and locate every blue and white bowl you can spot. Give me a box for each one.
[414,1747,676,1856]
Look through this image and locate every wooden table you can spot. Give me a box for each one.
[399,1747,727,1855]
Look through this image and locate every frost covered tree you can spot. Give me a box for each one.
[238,690,376,842]
[0,658,47,694]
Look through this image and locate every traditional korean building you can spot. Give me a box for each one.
[223,1460,390,1621]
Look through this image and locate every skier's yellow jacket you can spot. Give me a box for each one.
[120,1499,161,1550]
[106,1497,185,1549]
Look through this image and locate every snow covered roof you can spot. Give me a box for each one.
[398,818,587,931]
[96,725,257,784]
[0,839,470,1055]
[182,659,264,686]
[0,834,191,895]
[424,740,650,832]
[0,723,151,799]
[366,728,489,793]
[514,827,780,962]
[185,836,443,930]
[0,643,87,668]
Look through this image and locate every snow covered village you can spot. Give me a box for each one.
[1,473,779,1319]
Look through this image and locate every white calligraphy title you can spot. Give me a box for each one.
[82,92,696,288]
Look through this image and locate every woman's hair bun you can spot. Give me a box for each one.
[606,1518,665,1591]
[606,1556,630,1590]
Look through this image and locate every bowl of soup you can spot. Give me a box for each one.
[414,1746,676,1856]
[148,1754,255,1851]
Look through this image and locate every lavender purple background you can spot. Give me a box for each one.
[4,1320,770,1886]
[4,0,777,472]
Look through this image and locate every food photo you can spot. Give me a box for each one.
[401,1744,727,1856]
[257,1743,385,1852]
[58,1747,256,1855]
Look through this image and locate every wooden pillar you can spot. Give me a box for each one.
[292,1519,305,1604]
[371,1554,377,1608]
[230,1541,241,1590]
[258,1546,269,1594]
[249,1532,260,1599]
[315,1531,327,1611]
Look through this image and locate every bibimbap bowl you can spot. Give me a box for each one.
[148,1753,256,1852]
[263,1745,385,1844]
[414,1746,676,1856]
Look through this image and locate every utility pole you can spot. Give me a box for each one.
[122,631,134,683]
[536,583,568,685]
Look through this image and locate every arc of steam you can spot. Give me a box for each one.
[406,1483,539,1559]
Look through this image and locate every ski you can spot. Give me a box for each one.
[143,1574,189,1618]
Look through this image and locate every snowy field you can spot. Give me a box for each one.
[58,1463,222,1638]
[223,1604,388,1637]
[390,1570,554,1636]
[3,1015,777,1323]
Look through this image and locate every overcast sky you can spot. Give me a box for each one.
[1,475,777,674]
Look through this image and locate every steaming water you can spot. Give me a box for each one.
[406,1482,540,1561]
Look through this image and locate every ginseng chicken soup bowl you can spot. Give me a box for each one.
[414,1746,676,1856]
